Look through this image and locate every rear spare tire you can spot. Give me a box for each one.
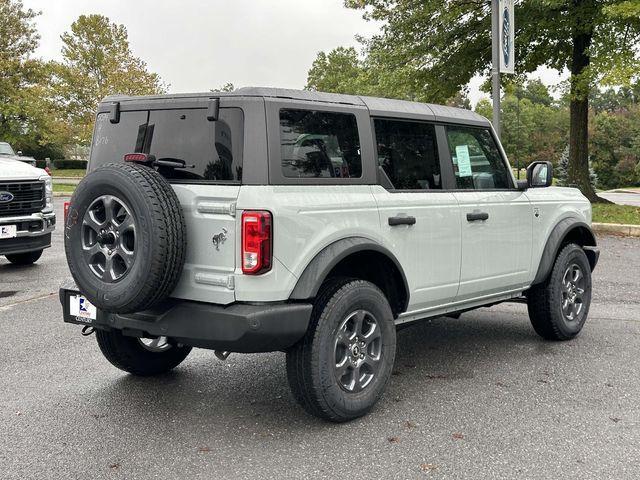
[65,163,186,313]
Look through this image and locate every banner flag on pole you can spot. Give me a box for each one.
[499,0,515,74]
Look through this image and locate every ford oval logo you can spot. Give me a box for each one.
[0,192,14,203]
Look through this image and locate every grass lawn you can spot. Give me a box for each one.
[51,169,86,178]
[592,203,640,225]
[53,184,76,194]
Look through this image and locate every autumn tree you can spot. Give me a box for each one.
[53,14,166,145]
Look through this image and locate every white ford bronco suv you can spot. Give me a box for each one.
[0,152,55,264]
[60,88,598,422]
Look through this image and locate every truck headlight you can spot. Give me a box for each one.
[40,175,53,212]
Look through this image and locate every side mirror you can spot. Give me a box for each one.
[17,150,23,156]
[527,161,553,188]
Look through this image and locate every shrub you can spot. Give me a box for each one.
[52,160,88,170]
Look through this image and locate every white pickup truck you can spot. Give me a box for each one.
[0,154,55,264]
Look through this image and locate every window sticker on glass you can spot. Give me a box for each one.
[455,145,473,177]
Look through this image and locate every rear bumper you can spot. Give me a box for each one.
[60,286,312,353]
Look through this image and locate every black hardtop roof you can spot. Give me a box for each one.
[101,87,490,126]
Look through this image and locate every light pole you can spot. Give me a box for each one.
[492,0,501,139]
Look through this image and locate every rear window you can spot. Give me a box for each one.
[90,108,244,182]
[279,109,362,179]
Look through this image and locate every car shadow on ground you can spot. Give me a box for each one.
[86,310,560,434]
[0,262,39,272]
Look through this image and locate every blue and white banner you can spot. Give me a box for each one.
[499,0,515,74]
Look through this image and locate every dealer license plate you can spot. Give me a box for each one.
[69,294,97,321]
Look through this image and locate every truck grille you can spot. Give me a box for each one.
[0,181,45,217]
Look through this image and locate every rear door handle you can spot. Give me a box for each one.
[388,215,416,226]
[466,212,489,222]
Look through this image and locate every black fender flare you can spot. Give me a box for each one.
[532,218,598,285]
[289,237,410,311]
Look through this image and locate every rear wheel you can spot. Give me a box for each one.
[286,279,396,422]
[95,329,192,376]
[527,243,592,341]
[5,249,43,265]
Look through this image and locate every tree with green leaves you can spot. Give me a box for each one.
[0,0,69,158]
[475,79,569,169]
[311,0,640,201]
[53,14,166,145]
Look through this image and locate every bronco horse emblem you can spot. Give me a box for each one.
[212,228,228,251]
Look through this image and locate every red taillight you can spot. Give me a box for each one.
[241,210,272,275]
[63,201,70,222]
[123,153,151,163]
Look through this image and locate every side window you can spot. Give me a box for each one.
[280,109,362,178]
[446,126,511,190]
[374,119,441,190]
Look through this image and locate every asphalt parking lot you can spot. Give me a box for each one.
[1,199,639,479]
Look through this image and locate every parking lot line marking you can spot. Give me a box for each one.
[0,292,56,312]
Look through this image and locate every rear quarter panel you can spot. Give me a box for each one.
[235,185,382,302]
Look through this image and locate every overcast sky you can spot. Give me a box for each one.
[23,0,565,106]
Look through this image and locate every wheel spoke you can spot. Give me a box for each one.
[104,255,115,281]
[103,196,115,224]
[335,357,350,379]
[116,213,135,234]
[363,355,380,370]
[116,250,134,269]
[352,310,365,335]
[83,213,104,233]
[83,242,101,256]
[573,267,583,284]
[362,322,380,345]
[336,329,351,347]
[351,365,361,391]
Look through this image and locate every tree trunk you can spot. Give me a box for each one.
[568,2,600,202]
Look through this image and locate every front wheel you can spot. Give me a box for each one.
[286,279,396,422]
[5,249,43,265]
[96,329,192,376]
[527,243,592,341]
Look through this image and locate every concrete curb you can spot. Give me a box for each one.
[53,192,73,198]
[608,189,640,194]
[593,222,640,237]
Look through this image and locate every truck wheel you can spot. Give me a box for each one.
[95,329,192,376]
[527,243,592,341]
[5,250,43,265]
[65,163,186,313]
[286,279,396,422]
